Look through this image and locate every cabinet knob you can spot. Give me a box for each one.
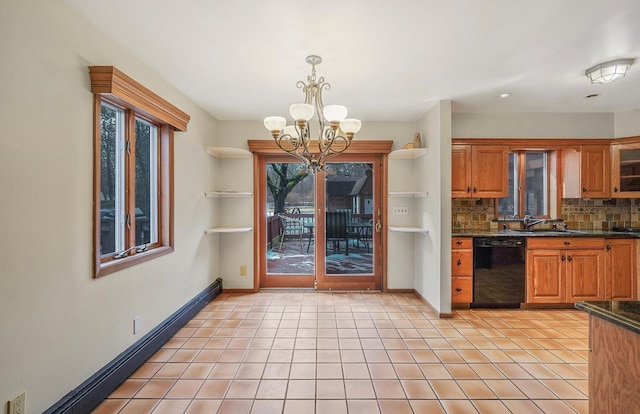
[457,259,462,266]
[563,241,570,245]
[582,187,587,193]
[561,255,566,261]
[473,187,477,193]
[568,255,573,262]
[614,187,619,193]
[455,288,462,292]
[466,186,471,193]
[606,245,612,251]
[456,241,463,245]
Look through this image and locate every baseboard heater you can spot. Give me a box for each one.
[44,278,223,414]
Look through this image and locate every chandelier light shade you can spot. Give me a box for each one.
[264,55,361,172]
[585,58,635,84]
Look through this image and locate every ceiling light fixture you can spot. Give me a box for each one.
[264,55,361,173]
[499,93,511,98]
[585,58,635,84]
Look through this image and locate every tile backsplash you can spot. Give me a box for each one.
[452,198,640,231]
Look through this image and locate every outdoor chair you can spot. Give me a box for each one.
[326,211,349,255]
[277,214,306,253]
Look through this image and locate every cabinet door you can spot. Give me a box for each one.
[580,145,610,198]
[566,249,605,302]
[452,145,472,197]
[611,142,640,197]
[526,249,565,303]
[605,239,637,300]
[471,145,509,197]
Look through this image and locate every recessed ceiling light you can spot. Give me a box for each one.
[499,93,511,98]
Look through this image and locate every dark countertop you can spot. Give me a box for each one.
[575,301,640,335]
[452,229,640,238]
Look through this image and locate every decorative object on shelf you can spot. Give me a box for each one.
[413,132,422,148]
[263,55,361,173]
[585,58,635,84]
[402,142,414,149]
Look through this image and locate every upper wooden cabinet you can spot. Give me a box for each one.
[452,144,508,198]
[581,145,610,198]
[611,141,640,197]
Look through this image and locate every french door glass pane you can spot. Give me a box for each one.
[134,118,158,246]
[99,103,125,255]
[325,163,374,275]
[266,162,315,274]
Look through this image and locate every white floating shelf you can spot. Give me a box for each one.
[205,227,253,234]
[388,226,429,233]
[205,147,252,159]
[389,148,427,160]
[388,191,428,198]
[205,191,253,198]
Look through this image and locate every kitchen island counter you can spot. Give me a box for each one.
[575,301,640,414]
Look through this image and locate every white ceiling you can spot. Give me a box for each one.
[64,0,640,122]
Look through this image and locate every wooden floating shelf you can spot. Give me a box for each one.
[389,148,427,160]
[204,147,252,159]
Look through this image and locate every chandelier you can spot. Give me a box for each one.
[263,55,361,173]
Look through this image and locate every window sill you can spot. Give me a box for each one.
[95,246,174,278]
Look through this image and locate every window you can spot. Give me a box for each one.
[497,151,549,218]
[90,66,190,277]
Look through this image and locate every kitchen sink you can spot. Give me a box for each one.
[505,229,585,235]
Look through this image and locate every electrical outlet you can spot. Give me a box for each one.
[8,391,25,414]
[133,316,141,334]
[392,207,408,216]
[240,265,247,276]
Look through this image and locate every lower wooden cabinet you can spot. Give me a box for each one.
[452,237,473,306]
[526,238,605,303]
[605,239,637,300]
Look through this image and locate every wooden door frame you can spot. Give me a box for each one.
[249,140,393,292]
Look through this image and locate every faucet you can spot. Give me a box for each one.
[522,215,546,230]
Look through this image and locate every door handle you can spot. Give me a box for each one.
[375,220,382,233]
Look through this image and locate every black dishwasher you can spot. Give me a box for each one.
[472,237,526,308]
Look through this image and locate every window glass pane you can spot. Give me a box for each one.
[100,102,125,255]
[524,153,547,216]
[497,153,517,217]
[135,118,158,246]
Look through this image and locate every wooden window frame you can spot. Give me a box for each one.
[498,150,551,219]
[90,66,189,277]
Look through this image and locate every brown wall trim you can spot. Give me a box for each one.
[89,66,190,132]
[248,139,394,155]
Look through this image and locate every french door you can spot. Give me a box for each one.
[257,153,383,290]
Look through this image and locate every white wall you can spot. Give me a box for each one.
[614,109,640,138]
[453,112,614,138]
[0,1,218,412]
[412,101,452,314]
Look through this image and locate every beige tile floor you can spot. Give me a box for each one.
[93,291,589,414]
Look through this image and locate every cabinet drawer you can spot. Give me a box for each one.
[452,277,473,303]
[452,250,473,275]
[452,237,472,249]
[527,237,604,250]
